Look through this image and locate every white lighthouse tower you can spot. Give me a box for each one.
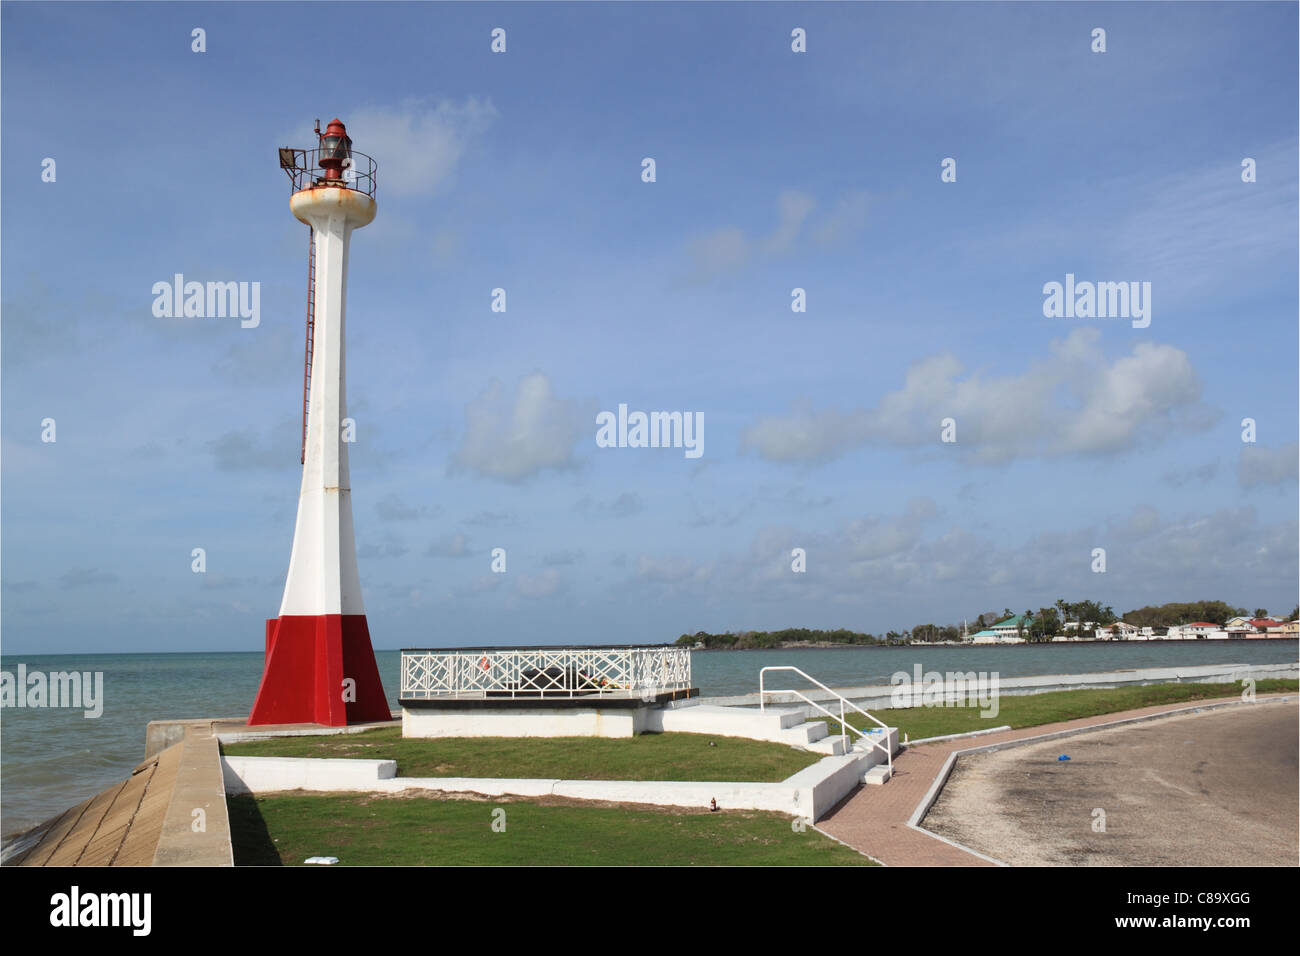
[249,119,390,726]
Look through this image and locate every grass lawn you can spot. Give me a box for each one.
[812,679,1299,740]
[227,792,874,866]
[222,729,820,782]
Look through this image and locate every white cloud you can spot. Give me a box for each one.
[685,227,748,278]
[625,499,1296,624]
[427,532,471,558]
[685,189,870,280]
[344,98,497,197]
[574,491,644,518]
[450,373,589,482]
[1239,442,1298,487]
[1111,140,1298,286]
[636,554,713,586]
[741,328,1213,464]
[813,190,872,245]
[761,191,816,255]
[375,492,422,521]
[208,421,298,471]
[515,568,564,599]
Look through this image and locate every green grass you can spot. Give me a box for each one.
[227,792,874,866]
[222,729,820,782]
[813,679,1299,740]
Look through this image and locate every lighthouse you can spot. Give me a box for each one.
[249,120,391,726]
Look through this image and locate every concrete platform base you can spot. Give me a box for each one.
[402,704,657,738]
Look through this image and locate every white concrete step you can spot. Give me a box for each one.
[767,707,812,730]
[863,765,891,785]
[850,728,899,754]
[778,721,829,747]
[653,703,803,739]
[806,733,851,756]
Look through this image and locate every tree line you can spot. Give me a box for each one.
[675,597,1299,648]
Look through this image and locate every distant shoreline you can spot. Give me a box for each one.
[691,637,1300,650]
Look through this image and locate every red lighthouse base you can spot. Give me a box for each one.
[248,614,392,726]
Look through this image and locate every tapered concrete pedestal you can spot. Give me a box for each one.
[249,615,390,726]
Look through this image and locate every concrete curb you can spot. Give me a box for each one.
[152,724,233,866]
[703,661,1297,711]
[905,725,1012,746]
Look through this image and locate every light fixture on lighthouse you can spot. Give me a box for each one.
[317,118,352,181]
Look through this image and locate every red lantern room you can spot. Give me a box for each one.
[317,118,352,181]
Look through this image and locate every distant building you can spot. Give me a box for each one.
[970,614,1029,644]
[1168,622,1228,640]
[1093,621,1136,640]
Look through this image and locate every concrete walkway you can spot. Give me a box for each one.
[6,722,235,867]
[816,693,1294,866]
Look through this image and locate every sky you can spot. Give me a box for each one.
[2,1,1297,654]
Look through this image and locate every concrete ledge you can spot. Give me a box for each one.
[402,705,661,738]
[215,718,398,747]
[152,725,234,866]
[703,662,1297,711]
[147,717,244,760]
[222,756,397,795]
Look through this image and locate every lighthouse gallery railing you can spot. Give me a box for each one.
[280,147,377,198]
[400,646,692,700]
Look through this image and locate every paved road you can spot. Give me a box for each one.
[926,700,1298,866]
[817,694,1296,866]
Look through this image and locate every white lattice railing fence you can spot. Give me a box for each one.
[400,646,693,700]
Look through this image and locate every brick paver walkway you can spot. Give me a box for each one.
[817,693,1293,866]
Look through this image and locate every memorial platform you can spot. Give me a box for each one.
[399,645,697,738]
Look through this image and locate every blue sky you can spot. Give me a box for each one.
[3,2,1297,654]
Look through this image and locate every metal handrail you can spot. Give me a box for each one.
[281,147,378,198]
[759,665,893,775]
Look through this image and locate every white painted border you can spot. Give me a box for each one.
[905,725,1011,746]
[221,740,894,822]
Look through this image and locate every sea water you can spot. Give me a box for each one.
[2,641,1294,836]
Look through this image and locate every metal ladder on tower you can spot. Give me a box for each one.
[300,227,316,465]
